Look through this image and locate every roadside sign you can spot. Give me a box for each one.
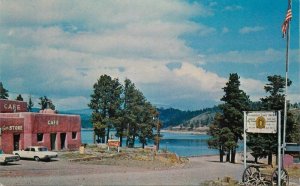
[246,111,277,133]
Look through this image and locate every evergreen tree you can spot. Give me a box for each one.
[208,113,225,162]
[27,95,34,112]
[208,113,237,162]
[115,78,159,148]
[126,87,146,147]
[248,75,292,165]
[137,102,158,148]
[88,75,122,144]
[39,96,55,110]
[219,73,250,163]
[16,94,23,101]
[0,82,9,99]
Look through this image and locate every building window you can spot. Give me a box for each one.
[72,132,77,139]
[37,133,44,142]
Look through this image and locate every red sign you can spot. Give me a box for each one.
[107,140,120,147]
[0,99,27,113]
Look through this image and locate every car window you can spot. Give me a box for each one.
[38,147,48,151]
[25,148,30,151]
[30,148,35,152]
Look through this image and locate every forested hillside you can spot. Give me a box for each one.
[158,106,220,128]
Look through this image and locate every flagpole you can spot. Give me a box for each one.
[282,0,291,161]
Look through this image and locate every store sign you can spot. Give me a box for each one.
[0,99,27,113]
[48,120,59,126]
[246,111,277,133]
[0,125,23,132]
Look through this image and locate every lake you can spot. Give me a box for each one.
[81,129,222,157]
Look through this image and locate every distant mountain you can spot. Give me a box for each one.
[180,111,216,129]
[158,106,220,128]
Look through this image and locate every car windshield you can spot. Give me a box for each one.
[38,147,48,151]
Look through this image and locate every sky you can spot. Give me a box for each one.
[0,0,299,111]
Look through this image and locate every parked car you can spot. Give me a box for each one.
[0,149,20,165]
[13,146,58,161]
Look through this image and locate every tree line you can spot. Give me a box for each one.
[208,73,300,164]
[88,75,162,148]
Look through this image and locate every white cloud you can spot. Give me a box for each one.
[239,26,264,34]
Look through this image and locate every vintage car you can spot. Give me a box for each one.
[0,149,20,165]
[13,146,58,161]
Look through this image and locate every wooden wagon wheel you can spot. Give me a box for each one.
[242,165,262,186]
[271,168,289,186]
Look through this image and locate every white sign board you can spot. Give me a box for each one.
[246,111,277,133]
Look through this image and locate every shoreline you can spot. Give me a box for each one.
[161,129,207,135]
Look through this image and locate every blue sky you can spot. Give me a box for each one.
[0,0,299,111]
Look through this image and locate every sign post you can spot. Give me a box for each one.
[244,111,280,182]
[107,139,120,152]
[278,111,281,186]
[243,111,247,169]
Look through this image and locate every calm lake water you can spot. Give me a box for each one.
[81,129,221,157]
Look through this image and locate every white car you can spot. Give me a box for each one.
[13,146,58,161]
[0,150,20,165]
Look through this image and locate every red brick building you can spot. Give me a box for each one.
[0,99,81,153]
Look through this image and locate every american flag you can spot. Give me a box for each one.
[281,1,292,38]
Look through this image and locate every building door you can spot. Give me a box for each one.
[50,133,57,150]
[13,134,20,151]
[60,133,66,149]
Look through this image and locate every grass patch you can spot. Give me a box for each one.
[287,166,300,178]
[59,145,187,169]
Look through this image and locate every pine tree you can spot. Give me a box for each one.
[248,75,292,165]
[27,95,34,112]
[219,73,250,163]
[116,79,135,147]
[0,82,9,99]
[208,113,237,162]
[88,75,122,144]
[137,101,158,148]
[16,94,23,101]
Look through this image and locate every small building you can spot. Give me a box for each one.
[0,99,81,153]
[283,143,300,167]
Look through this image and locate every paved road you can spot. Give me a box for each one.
[0,156,244,186]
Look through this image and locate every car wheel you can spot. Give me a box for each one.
[15,153,20,159]
[34,156,40,161]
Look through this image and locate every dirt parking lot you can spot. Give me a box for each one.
[0,155,245,186]
[1,152,298,186]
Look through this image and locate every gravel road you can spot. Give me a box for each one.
[0,156,244,186]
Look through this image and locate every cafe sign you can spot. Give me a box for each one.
[246,111,277,133]
[48,120,59,126]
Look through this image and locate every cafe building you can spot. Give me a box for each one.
[0,99,81,153]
